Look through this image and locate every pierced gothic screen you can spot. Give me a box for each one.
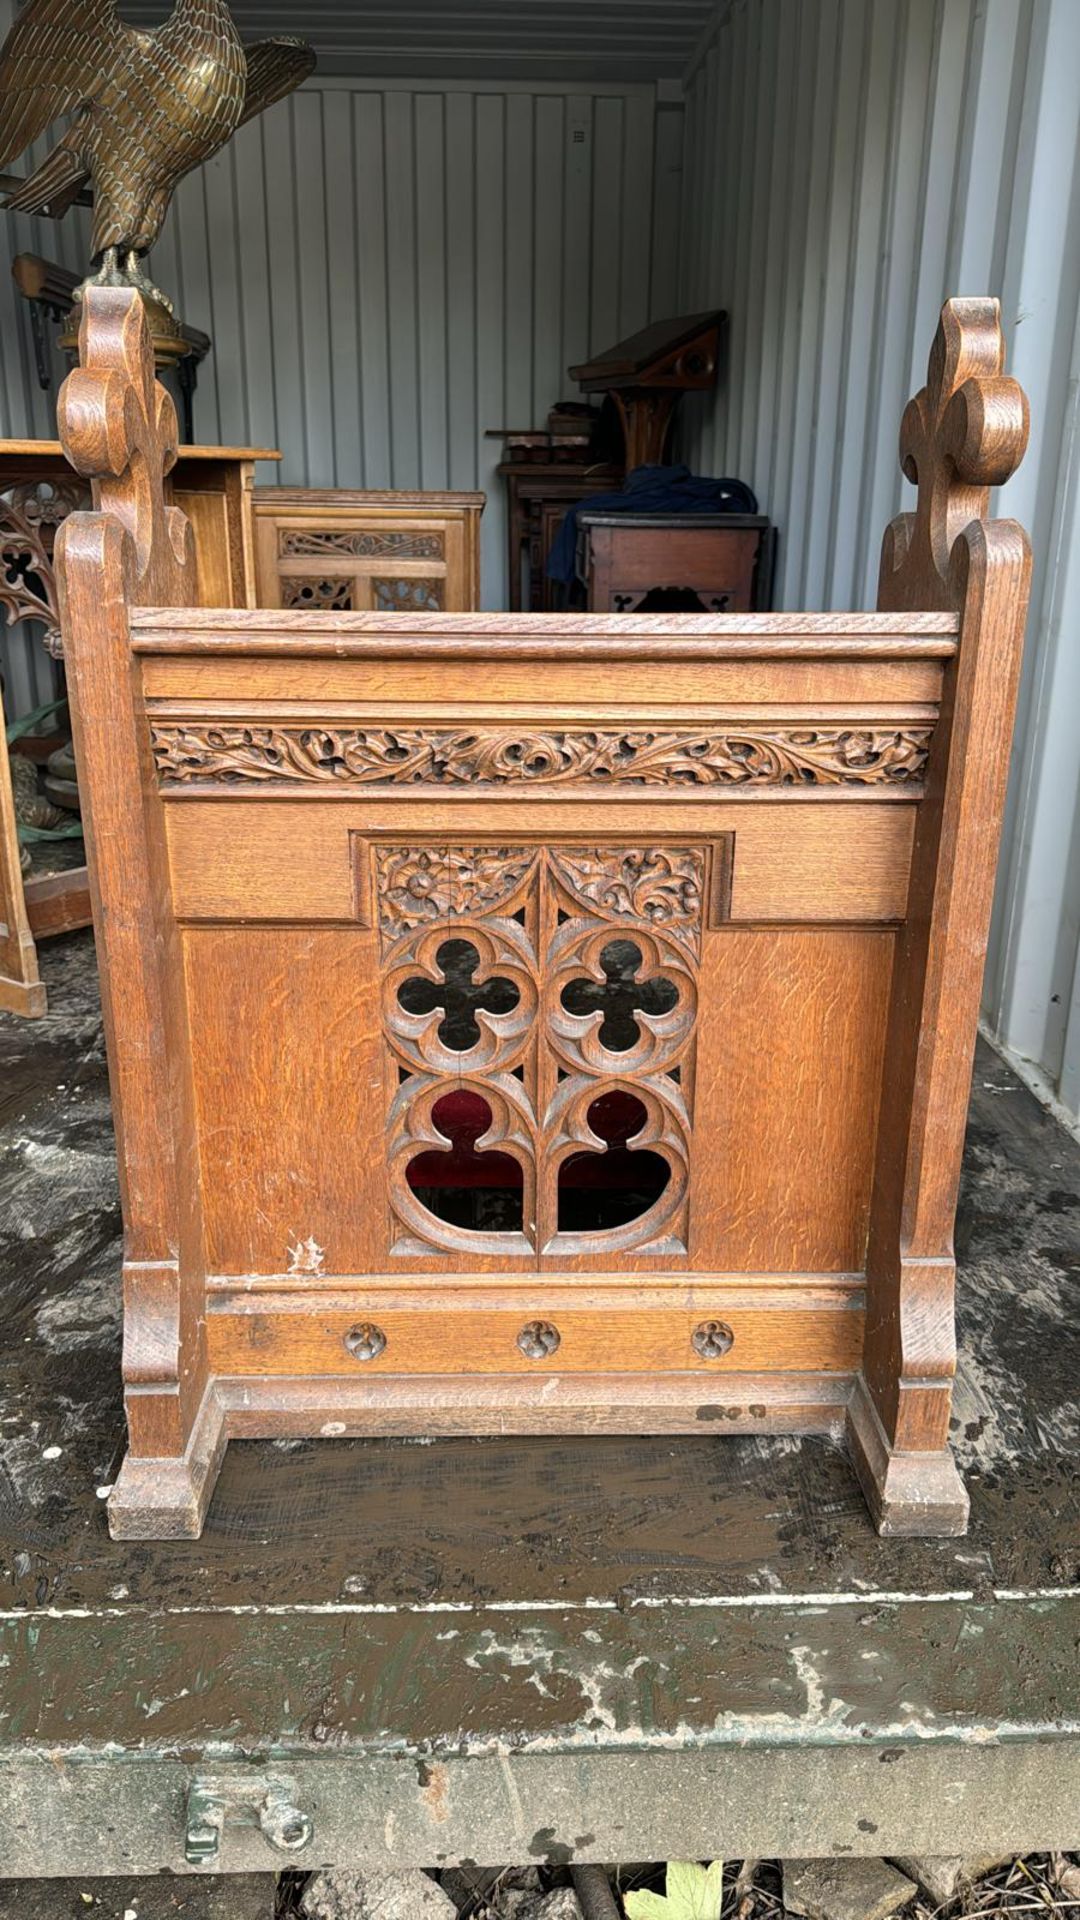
[379,843,709,1260]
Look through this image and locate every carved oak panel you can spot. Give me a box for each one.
[151,724,933,790]
[279,528,445,560]
[377,844,708,1262]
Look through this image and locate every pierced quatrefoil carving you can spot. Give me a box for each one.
[559,937,679,1053]
[405,1089,526,1236]
[556,1090,671,1236]
[398,937,521,1053]
[380,845,705,1258]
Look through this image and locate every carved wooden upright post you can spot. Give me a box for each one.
[849,298,1032,1529]
[56,289,215,1533]
[57,289,1031,1540]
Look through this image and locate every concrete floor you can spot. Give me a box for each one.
[0,932,1077,1878]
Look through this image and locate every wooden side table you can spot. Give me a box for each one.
[579,511,775,613]
[498,463,622,611]
[0,440,278,1016]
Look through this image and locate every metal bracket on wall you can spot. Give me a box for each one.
[184,1773,314,1866]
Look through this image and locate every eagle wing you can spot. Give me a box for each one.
[0,0,129,168]
[238,37,316,130]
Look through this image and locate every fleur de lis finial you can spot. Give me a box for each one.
[56,287,195,607]
[885,298,1029,595]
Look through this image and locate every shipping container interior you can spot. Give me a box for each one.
[1,0,1078,1123]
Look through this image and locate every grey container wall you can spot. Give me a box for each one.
[679,0,1080,1130]
[1,0,1078,1131]
[0,54,685,611]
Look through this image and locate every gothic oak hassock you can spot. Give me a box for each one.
[55,289,1031,1540]
[252,488,485,614]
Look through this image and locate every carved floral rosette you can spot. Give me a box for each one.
[378,843,704,1259]
[376,845,540,955]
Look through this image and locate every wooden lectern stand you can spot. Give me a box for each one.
[570,311,725,468]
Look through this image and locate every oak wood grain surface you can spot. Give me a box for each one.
[253,486,484,613]
[53,291,1032,1539]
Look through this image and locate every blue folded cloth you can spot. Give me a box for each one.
[546,463,759,584]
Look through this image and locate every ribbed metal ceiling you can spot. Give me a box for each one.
[118,0,716,81]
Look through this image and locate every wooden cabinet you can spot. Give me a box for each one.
[167,444,273,609]
[0,439,276,1016]
[498,463,621,610]
[254,489,484,613]
[580,512,774,612]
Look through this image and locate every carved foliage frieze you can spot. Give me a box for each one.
[380,844,704,1260]
[151,723,933,790]
[279,528,444,560]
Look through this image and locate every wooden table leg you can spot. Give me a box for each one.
[0,693,46,1017]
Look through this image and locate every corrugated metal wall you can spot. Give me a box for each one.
[0,65,684,616]
[679,0,1080,1126]
[0,0,77,714]
[3,0,1078,1131]
[117,0,716,82]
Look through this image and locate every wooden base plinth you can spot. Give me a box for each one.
[108,1371,970,1543]
[846,1374,969,1536]
[107,1386,228,1541]
[0,969,47,1017]
[107,1367,968,1543]
[108,1368,854,1540]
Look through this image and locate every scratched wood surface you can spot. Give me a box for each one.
[0,930,1075,1611]
[1,930,1078,1876]
[49,291,1032,1539]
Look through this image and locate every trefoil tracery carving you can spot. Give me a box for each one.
[378,844,706,1262]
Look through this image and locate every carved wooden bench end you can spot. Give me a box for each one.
[56,289,1031,1540]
